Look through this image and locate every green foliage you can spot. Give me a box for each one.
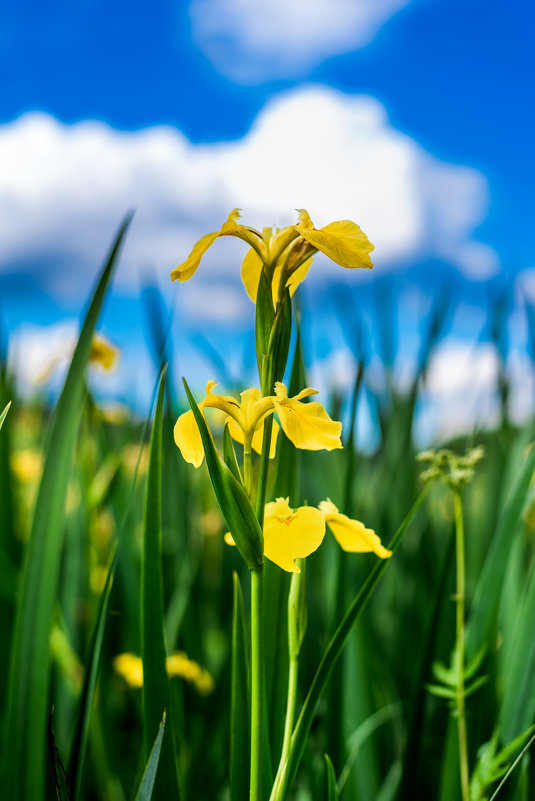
[469,726,535,801]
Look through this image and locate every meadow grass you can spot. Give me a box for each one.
[1,220,535,801]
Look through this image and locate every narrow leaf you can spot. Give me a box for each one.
[49,714,73,801]
[223,423,243,485]
[1,215,131,801]
[466,439,535,657]
[0,400,10,430]
[133,711,167,801]
[141,367,181,799]
[230,572,250,801]
[324,754,339,801]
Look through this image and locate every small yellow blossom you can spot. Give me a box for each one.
[113,651,215,695]
[10,449,44,483]
[89,334,119,371]
[171,209,374,302]
[174,381,341,468]
[319,499,392,558]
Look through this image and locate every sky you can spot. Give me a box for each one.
[1,0,534,439]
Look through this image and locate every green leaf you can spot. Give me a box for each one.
[431,660,456,688]
[67,548,118,801]
[230,572,250,801]
[141,367,181,799]
[500,552,535,740]
[466,439,535,657]
[133,711,167,801]
[183,378,264,571]
[470,726,535,801]
[223,423,243,485]
[49,714,73,801]
[425,684,457,700]
[324,754,339,801]
[255,268,276,388]
[1,214,131,801]
[0,400,10,430]
[268,289,292,385]
[270,486,430,801]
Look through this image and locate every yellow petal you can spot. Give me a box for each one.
[241,247,263,301]
[297,219,374,270]
[224,531,236,546]
[319,500,391,558]
[171,210,262,283]
[272,383,342,451]
[264,502,325,572]
[171,230,220,282]
[295,209,314,229]
[90,334,119,370]
[174,409,205,468]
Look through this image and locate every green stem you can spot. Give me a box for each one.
[255,416,274,526]
[454,490,470,801]
[250,567,264,801]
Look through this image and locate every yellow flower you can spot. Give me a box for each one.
[89,334,119,371]
[113,651,215,695]
[226,497,391,571]
[319,499,392,559]
[174,381,341,468]
[171,209,374,302]
[10,449,44,483]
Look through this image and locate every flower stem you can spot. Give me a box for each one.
[454,490,470,801]
[243,435,254,500]
[250,566,264,801]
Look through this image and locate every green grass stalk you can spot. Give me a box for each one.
[250,566,264,801]
[454,490,470,801]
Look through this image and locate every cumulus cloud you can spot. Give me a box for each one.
[0,86,497,315]
[189,0,411,83]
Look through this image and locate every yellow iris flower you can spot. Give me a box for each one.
[113,651,214,695]
[225,497,391,572]
[174,381,342,468]
[170,209,374,302]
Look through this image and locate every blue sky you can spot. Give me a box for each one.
[1,0,534,436]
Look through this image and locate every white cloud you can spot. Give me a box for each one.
[189,0,411,83]
[0,86,497,313]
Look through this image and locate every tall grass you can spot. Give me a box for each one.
[1,223,534,801]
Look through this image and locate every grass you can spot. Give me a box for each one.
[1,224,535,801]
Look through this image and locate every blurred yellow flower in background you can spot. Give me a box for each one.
[113,651,214,695]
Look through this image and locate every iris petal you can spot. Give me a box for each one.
[319,500,391,558]
[272,383,342,451]
[297,220,374,270]
[263,500,325,572]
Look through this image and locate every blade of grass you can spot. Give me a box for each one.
[67,547,118,801]
[49,713,73,801]
[133,711,167,801]
[1,214,131,801]
[0,399,10,429]
[324,754,339,801]
[270,486,429,801]
[466,435,535,658]
[141,367,181,799]
[230,572,250,801]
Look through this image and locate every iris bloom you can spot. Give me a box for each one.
[170,209,374,303]
[174,381,342,468]
[226,497,391,572]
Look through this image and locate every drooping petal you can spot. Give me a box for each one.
[171,209,263,282]
[174,409,206,468]
[319,500,391,558]
[297,219,374,270]
[263,500,325,572]
[272,383,343,451]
